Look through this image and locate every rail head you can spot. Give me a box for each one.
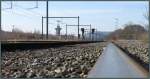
[87,43,148,78]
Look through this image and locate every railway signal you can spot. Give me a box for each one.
[92,28,95,41]
[66,24,92,41]
[92,28,95,34]
[81,28,85,40]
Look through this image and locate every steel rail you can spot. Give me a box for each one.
[87,43,148,78]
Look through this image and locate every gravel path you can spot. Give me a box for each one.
[1,42,107,78]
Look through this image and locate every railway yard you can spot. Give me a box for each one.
[1,40,149,78]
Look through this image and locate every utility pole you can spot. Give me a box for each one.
[0,1,1,32]
[66,24,67,40]
[42,16,43,39]
[115,18,119,40]
[0,21,2,32]
[78,16,80,39]
[46,0,49,39]
[90,24,92,40]
[12,25,15,32]
[115,18,118,30]
[95,29,97,41]
[10,1,13,9]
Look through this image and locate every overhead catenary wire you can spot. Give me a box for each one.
[14,4,42,17]
[2,10,42,24]
[2,10,38,20]
[2,1,13,10]
[27,1,39,9]
[2,1,44,17]
[2,2,43,31]
[2,1,83,39]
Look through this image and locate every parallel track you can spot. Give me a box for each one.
[1,40,103,51]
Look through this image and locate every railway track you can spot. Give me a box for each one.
[1,41,148,78]
[113,42,149,72]
[88,43,148,78]
[1,40,102,51]
[1,42,107,78]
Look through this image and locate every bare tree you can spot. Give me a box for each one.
[143,7,149,31]
[144,8,149,21]
[33,29,41,39]
[107,23,147,40]
[12,27,24,33]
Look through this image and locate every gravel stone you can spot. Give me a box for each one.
[2,42,108,78]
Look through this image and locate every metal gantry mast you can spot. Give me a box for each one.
[42,16,80,39]
[42,16,43,38]
[66,24,92,40]
[46,0,49,39]
[78,16,80,39]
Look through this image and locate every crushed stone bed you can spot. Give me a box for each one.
[114,40,148,64]
[1,42,108,78]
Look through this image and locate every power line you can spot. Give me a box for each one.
[2,1,43,17]
[14,5,42,17]
[2,1,13,10]
[2,10,40,21]
[2,10,32,18]
[27,1,39,9]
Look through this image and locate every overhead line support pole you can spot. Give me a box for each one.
[78,16,80,39]
[43,17,78,18]
[90,24,92,41]
[42,16,79,40]
[42,16,43,39]
[66,24,67,40]
[96,29,97,41]
[0,0,1,32]
[46,0,49,39]
[66,24,92,41]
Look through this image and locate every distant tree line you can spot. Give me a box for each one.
[0,27,77,41]
[107,23,148,43]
